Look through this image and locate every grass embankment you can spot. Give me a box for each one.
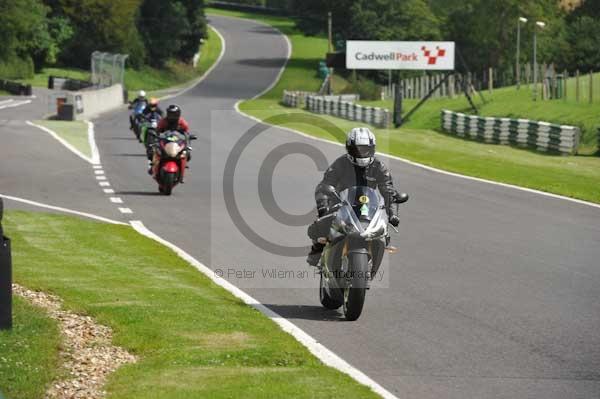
[14,25,222,102]
[208,8,600,204]
[359,73,600,152]
[3,211,377,398]
[35,120,91,158]
[0,296,61,399]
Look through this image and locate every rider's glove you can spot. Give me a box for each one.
[389,215,400,227]
[317,206,329,218]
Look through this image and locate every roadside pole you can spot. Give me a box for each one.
[0,198,12,331]
[327,11,333,95]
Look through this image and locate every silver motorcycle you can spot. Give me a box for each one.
[308,185,408,321]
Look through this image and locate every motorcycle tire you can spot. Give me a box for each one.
[161,172,176,196]
[343,252,369,321]
[319,272,343,310]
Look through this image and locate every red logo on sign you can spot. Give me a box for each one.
[421,46,446,65]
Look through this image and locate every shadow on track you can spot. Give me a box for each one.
[117,191,161,197]
[265,304,344,322]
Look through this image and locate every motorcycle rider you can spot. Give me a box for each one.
[157,104,190,139]
[143,97,163,118]
[129,90,148,131]
[307,127,401,266]
[151,104,192,181]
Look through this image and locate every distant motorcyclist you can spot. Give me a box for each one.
[307,127,400,266]
[129,90,148,131]
[143,97,163,118]
[158,104,190,138]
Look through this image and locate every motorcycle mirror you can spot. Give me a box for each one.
[189,134,198,141]
[320,184,339,198]
[394,192,409,204]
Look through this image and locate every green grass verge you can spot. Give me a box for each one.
[358,74,600,153]
[3,211,378,398]
[0,296,61,399]
[210,9,600,204]
[35,120,91,159]
[16,67,91,88]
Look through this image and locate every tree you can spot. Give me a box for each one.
[55,0,145,68]
[176,0,207,62]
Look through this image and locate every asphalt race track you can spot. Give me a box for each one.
[2,15,600,399]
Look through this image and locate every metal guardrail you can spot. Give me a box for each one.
[0,198,11,331]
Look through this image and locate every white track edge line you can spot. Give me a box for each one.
[25,121,94,165]
[129,220,398,399]
[86,120,101,165]
[0,194,126,225]
[229,23,600,211]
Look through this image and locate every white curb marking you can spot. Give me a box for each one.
[26,121,94,165]
[0,100,31,110]
[0,194,126,225]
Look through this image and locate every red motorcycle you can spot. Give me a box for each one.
[149,130,196,195]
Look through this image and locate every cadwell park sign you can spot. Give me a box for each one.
[346,41,455,71]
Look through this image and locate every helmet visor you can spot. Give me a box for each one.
[349,145,374,159]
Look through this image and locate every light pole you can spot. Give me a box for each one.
[516,17,527,89]
[533,21,546,101]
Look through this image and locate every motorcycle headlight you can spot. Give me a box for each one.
[164,142,181,158]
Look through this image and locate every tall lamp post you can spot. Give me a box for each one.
[533,21,546,101]
[516,17,528,89]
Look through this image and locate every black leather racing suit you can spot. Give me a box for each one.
[315,155,396,216]
[308,155,397,263]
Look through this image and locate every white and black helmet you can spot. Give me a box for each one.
[346,127,376,167]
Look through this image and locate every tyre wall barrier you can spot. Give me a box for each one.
[48,76,93,91]
[305,95,390,128]
[63,84,125,121]
[441,110,581,155]
[0,79,32,96]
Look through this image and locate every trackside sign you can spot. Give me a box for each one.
[346,41,455,70]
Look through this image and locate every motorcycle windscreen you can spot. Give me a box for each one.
[134,102,147,114]
[339,186,383,222]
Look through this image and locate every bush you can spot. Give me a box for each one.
[342,75,380,101]
[0,56,35,80]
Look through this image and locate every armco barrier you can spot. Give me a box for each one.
[441,110,581,155]
[305,94,390,128]
[62,84,125,121]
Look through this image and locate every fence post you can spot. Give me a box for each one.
[488,67,494,94]
[576,70,580,102]
[563,70,568,101]
[590,71,593,104]
[0,198,12,331]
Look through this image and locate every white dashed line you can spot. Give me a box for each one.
[118,208,133,214]
[99,182,110,187]
[96,176,107,181]
[103,189,115,194]
[94,170,104,175]
[110,197,123,204]
[93,165,103,169]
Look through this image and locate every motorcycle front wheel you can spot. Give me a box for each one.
[342,252,369,321]
[319,272,343,310]
[159,172,176,196]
